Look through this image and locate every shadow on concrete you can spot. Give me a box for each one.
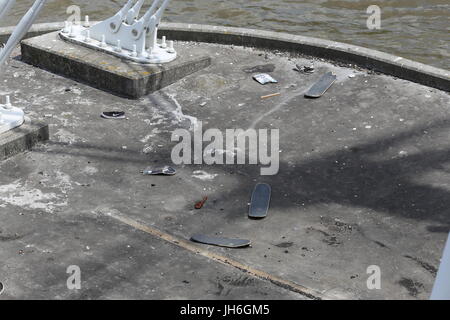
[31,116,450,226]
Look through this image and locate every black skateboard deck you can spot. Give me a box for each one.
[249,183,271,219]
[305,72,337,98]
[191,234,251,248]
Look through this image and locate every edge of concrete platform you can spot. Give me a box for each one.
[0,120,49,161]
[1,22,448,92]
[21,31,212,99]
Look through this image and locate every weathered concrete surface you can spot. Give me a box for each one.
[0,39,449,300]
[0,121,49,161]
[21,31,211,99]
[2,23,448,92]
[158,23,450,92]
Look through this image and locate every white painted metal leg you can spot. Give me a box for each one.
[0,0,46,134]
[431,233,450,300]
[0,0,16,22]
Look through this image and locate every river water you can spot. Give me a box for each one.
[2,0,449,69]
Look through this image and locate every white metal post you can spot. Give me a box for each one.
[431,233,450,300]
[0,0,47,134]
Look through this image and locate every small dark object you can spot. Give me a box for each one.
[294,64,315,74]
[305,72,337,98]
[195,196,208,209]
[101,111,126,119]
[0,282,4,295]
[276,242,294,248]
[191,234,251,248]
[243,64,276,73]
[141,166,176,176]
[249,183,271,219]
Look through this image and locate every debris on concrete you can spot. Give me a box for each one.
[305,72,337,98]
[195,196,208,210]
[261,93,281,99]
[141,166,177,176]
[191,234,251,248]
[253,73,278,85]
[294,64,315,74]
[101,111,126,119]
[192,170,218,181]
[243,64,276,73]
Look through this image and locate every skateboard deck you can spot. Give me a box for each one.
[190,234,251,248]
[249,183,271,219]
[305,72,337,98]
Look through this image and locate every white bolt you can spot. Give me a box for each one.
[130,44,138,57]
[4,95,12,109]
[69,25,76,38]
[63,21,70,33]
[167,41,175,53]
[161,36,167,48]
[148,47,155,59]
[100,35,107,48]
[84,30,91,43]
[84,15,90,28]
[115,40,122,52]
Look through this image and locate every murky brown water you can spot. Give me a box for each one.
[1,0,449,69]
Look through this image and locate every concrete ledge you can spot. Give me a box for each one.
[21,31,212,99]
[0,121,49,160]
[2,22,447,92]
[0,22,66,44]
[157,23,450,92]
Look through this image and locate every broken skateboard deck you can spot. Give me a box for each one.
[249,183,271,219]
[191,234,251,248]
[305,72,337,98]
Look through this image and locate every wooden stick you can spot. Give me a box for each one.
[261,92,281,99]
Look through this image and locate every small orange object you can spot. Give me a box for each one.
[261,92,281,99]
[195,196,208,209]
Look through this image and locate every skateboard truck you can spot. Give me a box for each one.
[0,0,47,134]
[59,0,177,64]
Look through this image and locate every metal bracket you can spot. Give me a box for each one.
[0,96,25,135]
[0,0,46,134]
[59,0,177,64]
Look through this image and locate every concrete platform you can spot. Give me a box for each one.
[0,24,449,300]
[0,121,49,161]
[21,31,212,99]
